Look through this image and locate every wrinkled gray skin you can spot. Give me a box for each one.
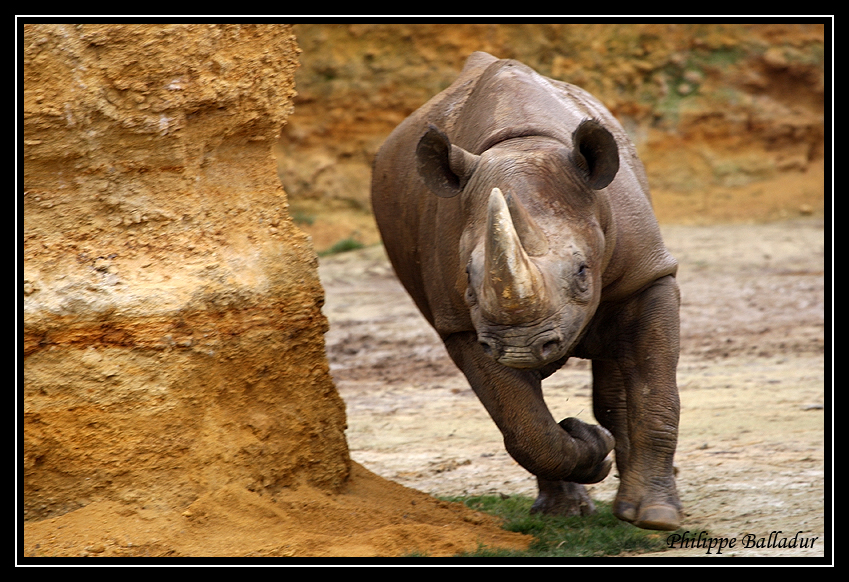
[371,52,682,530]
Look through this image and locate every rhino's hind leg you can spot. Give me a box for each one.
[531,478,596,517]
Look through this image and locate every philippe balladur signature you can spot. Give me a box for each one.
[666,530,819,555]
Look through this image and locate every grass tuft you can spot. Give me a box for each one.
[444,495,683,557]
[319,237,365,256]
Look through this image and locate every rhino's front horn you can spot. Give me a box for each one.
[481,188,547,321]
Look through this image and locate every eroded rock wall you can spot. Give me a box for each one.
[23,23,350,521]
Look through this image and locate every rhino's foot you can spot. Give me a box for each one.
[531,479,596,517]
[557,417,615,484]
[613,488,682,531]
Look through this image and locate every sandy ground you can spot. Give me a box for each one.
[319,218,828,559]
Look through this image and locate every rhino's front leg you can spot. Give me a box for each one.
[443,331,614,485]
[590,275,682,531]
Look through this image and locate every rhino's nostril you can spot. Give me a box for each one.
[479,339,496,358]
[541,339,561,358]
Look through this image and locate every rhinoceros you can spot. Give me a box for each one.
[370,51,682,530]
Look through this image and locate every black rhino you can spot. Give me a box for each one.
[371,51,682,530]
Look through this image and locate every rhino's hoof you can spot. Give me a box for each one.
[566,452,613,484]
[558,417,615,453]
[633,504,682,531]
[613,499,638,523]
[585,452,614,484]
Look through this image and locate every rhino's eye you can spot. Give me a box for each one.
[575,262,589,293]
[465,284,478,305]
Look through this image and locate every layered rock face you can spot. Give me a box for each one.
[276,23,825,251]
[23,23,350,521]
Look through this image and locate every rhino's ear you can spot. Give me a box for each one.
[416,125,479,198]
[571,119,619,190]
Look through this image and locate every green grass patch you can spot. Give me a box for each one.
[697,46,746,68]
[443,495,682,557]
[319,237,365,256]
[292,211,315,226]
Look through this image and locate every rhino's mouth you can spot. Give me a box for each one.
[477,325,568,369]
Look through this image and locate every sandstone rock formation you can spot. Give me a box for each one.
[23,23,350,521]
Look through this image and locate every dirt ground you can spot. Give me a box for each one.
[319,217,827,559]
